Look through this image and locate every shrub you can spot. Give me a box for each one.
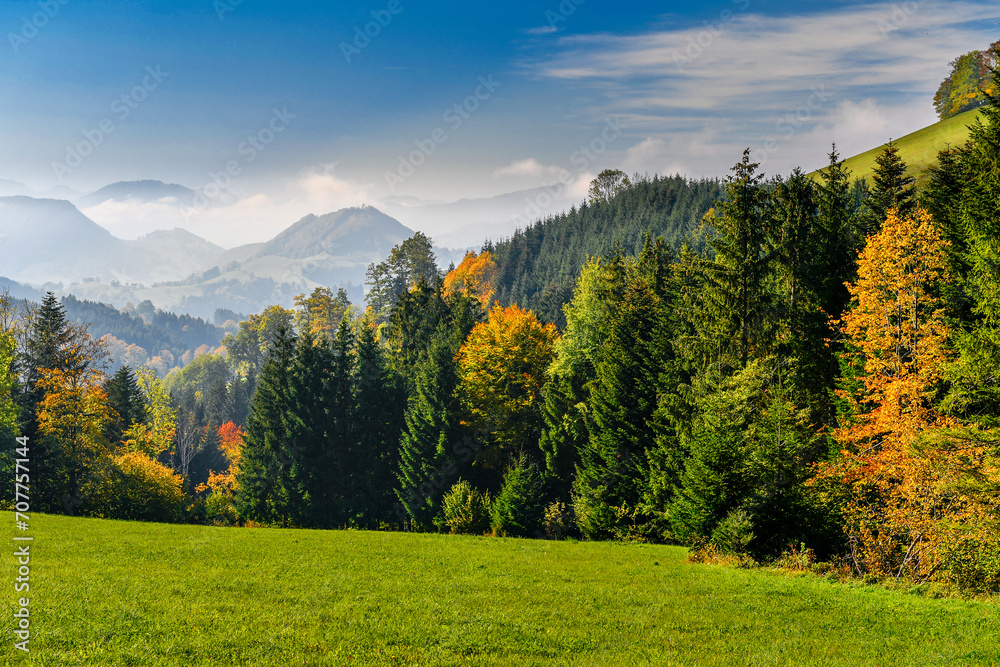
[491,453,545,538]
[86,452,186,523]
[441,480,492,535]
[710,509,755,555]
[543,501,575,540]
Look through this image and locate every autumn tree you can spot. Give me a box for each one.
[456,304,559,476]
[294,286,352,339]
[443,251,499,308]
[826,207,958,579]
[934,44,998,120]
[36,342,113,515]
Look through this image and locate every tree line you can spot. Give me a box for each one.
[4,46,999,597]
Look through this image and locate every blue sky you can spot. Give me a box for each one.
[0,0,997,244]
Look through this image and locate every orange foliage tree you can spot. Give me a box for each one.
[823,207,986,581]
[199,421,245,496]
[36,344,113,515]
[456,304,558,470]
[444,251,499,308]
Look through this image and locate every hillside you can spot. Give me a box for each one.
[812,107,984,187]
[14,514,995,666]
[487,175,722,325]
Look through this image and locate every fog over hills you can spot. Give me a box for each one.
[0,197,464,319]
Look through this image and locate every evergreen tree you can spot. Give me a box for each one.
[353,319,406,526]
[815,145,860,321]
[696,150,777,370]
[573,239,676,540]
[284,331,338,528]
[860,141,917,236]
[394,295,480,530]
[236,324,296,525]
[104,366,147,446]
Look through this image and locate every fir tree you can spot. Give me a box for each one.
[104,366,147,446]
[236,323,296,526]
[860,140,917,236]
[697,149,777,370]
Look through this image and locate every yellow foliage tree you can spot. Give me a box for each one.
[444,251,499,308]
[456,304,559,469]
[36,344,113,515]
[823,207,994,581]
[122,367,176,458]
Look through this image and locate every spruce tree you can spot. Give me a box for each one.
[353,320,405,526]
[815,145,860,321]
[236,324,296,526]
[284,331,337,528]
[697,149,776,370]
[104,366,147,446]
[860,140,917,235]
[394,295,479,530]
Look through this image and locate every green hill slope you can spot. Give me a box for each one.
[13,514,998,665]
[812,108,984,187]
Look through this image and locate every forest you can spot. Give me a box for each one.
[2,46,999,599]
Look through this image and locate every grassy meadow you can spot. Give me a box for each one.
[3,514,998,666]
[811,107,983,187]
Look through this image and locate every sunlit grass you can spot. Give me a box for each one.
[4,514,997,666]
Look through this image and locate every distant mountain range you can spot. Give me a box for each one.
[0,196,463,319]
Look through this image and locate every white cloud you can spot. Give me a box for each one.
[494,158,563,178]
[531,1,998,176]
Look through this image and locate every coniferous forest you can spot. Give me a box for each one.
[4,48,1000,602]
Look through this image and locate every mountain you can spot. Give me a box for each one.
[77,180,205,208]
[810,107,983,187]
[0,196,126,285]
[0,196,223,286]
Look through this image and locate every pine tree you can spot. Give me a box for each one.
[697,150,776,371]
[236,324,296,526]
[394,295,480,530]
[104,366,147,446]
[860,141,917,236]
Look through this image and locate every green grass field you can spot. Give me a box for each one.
[4,514,998,666]
[811,108,984,188]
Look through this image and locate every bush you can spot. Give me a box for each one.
[86,452,186,523]
[491,454,545,538]
[441,480,492,535]
[710,509,755,555]
[543,501,576,540]
[204,490,239,526]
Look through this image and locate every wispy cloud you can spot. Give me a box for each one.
[531,1,999,174]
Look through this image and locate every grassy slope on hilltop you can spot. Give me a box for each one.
[812,108,984,187]
[4,514,997,666]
